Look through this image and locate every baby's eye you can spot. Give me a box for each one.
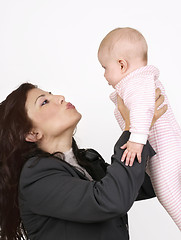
[41,99,49,106]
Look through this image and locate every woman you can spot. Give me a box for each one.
[0,83,166,240]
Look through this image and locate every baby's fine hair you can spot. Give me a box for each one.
[100,27,148,63]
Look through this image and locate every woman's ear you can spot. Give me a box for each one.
[25,130,42,142]
[118,59,128,73]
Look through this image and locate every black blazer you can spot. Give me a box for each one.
[19,131,155,240]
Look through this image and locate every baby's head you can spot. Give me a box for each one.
[98,27,148,88]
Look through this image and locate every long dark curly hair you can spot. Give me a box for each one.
[0,83,90,240]
[0,83,37,239]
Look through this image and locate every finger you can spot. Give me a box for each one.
[117,95,124,105]
[117,95,124,111]
[155,95,165,108]
[129,153,136,166]
[137,153,142,163]
[156,104,168,118]
[121,149,128,162]
[125,152,131,166]
[121,143,127,149]
[155,88,161,100]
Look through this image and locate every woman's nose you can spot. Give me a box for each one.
[57,95,65,104]
[53,95,65,104]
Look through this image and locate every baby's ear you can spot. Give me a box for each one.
[25,130,42,142]
[118,59,128,73]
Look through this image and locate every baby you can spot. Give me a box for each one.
[98,27,181,230]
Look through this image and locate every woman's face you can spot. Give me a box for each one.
[25,88,82,141]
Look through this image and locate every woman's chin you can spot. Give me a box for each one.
[75,113,82,126]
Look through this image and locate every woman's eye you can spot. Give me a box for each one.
[41,99,49,106]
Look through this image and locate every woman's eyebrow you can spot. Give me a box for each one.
[34,92,52,105]
[35,94,45,105]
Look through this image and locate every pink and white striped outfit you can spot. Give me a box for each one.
[110,65,181,230]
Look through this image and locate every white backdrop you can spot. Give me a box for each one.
[0,0,181,239]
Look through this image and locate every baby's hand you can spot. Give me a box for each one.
[121,141,144,166]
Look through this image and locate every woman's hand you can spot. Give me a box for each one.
[150,88,168,129]
[117,88,168,131]
[117,96,130,131]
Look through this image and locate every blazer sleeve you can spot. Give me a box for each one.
[136,172,156,200]
[19,131,155,223]
[83,147,156,200]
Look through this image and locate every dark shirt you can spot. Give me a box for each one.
[19,131,155,240]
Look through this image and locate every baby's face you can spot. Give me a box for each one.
[98,48,122,88]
